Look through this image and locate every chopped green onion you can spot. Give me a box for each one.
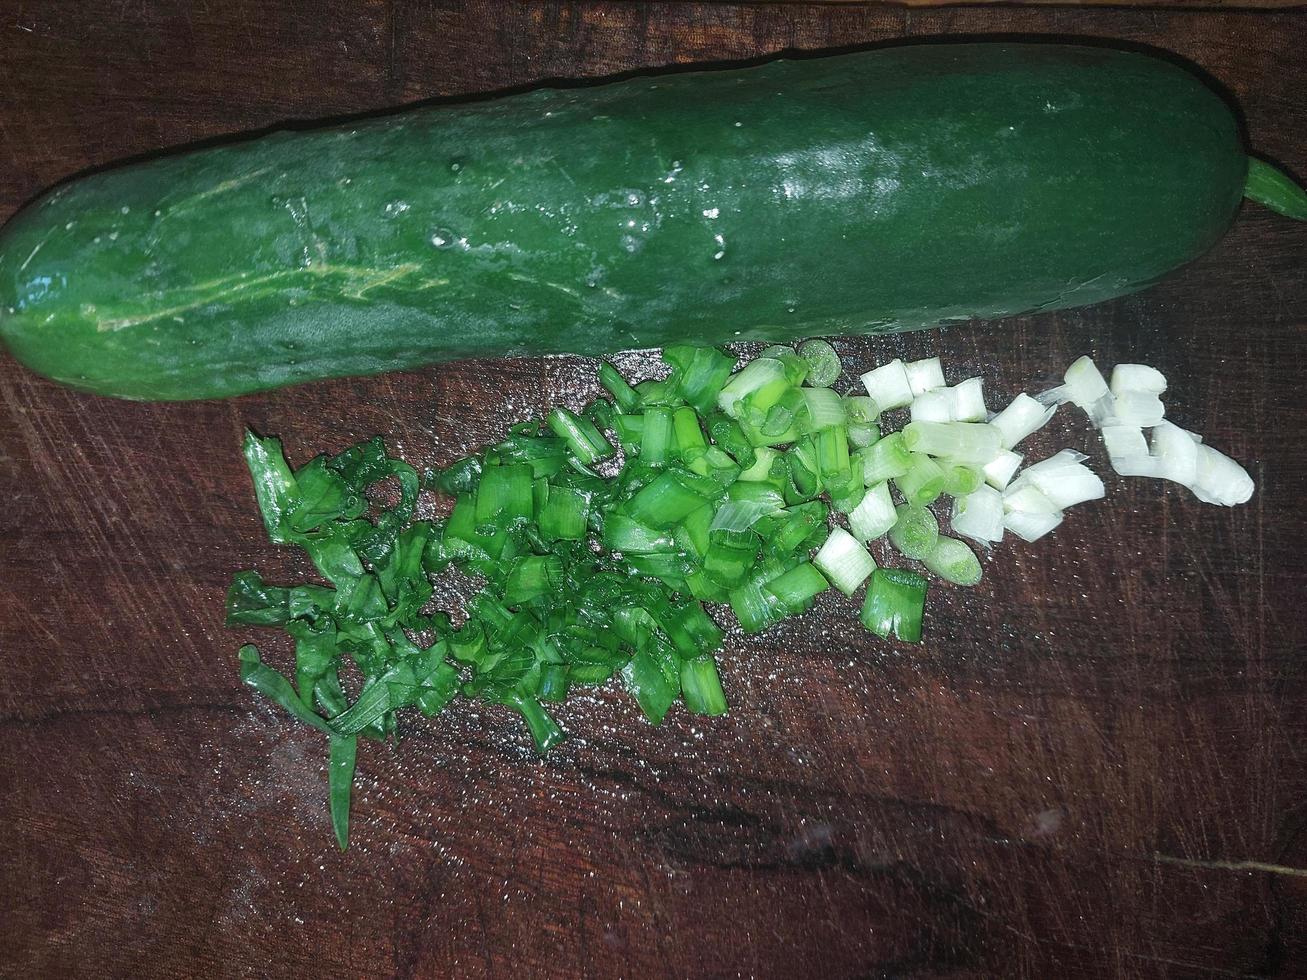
[761,348,810,387]
[910,389,953,423]
[814,426,851,486]
[679,657,728,716]
[705,412,757,469]
[799,386,847,433]
[547,407,613,465]
[860,432,913,485]
[613,412,645,450]
[860,359,913,411]
[664,344,737,414]
[602,514,676,553]
[826,469,866,515]
[901,421,1002,465]
[942,465,983,497]
[843,394,879,426]
[950,377,987,422]
[736,446,783,484]
[641,406,674,467]
[765,562,830,615]
[983,449,1023,491]
[673,406,708,464]
[813,526,876,595]
[990,393,1055,450]
[236,340,1184,852]
[475,462,535,527]
[904,356,946,396]
[768,501,829,556]
[797,339,841,388]
[848,481,897,542]
[922,536,982,586]
[894,454,947,505]
[503,555,563,605]
[537,663,569,702]
[538,485,590,541]
[718,357,788,416]
[888,504,939,560]
[860,568,928,642]
[950,485,1005,545]
[628,468,720,528]
[728,579,785,633]
[705,528,760,587]
[599,361,640,413]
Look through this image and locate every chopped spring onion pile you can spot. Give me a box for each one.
[227,344,1255,848]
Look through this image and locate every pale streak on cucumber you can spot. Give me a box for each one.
[160,166,275,218]
[95,261,440,331]
[1244,157,1307,220]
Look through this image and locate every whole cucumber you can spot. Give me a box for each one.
[0,42,1302,401]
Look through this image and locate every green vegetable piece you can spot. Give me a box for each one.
[888,504,940,560]
[475,462,535,527]
[942,464,983,497]
[860,432,913,485]
[673,405,708,465]
[728,580,785,634]
[922,535,983,586]
[599,362,641,413]
[328,735,357,851]
[764,562,830,616]
[538,484,590,541]
[797,339,841,388]
[241,431,299,544]
[860,568,928,642]
[621,642,681,725]
[894,454,947,505]
[705,412,757,469]
[664,344,737,415]
[680,657,728,716]
[641,406,674,467]
[627,468,719,529]
[547,406,614,465]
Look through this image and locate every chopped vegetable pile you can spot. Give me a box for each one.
[227,343,1253,849]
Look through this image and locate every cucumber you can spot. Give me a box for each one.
[0,42,1301,401]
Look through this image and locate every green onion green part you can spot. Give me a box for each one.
[227,344,1011,849]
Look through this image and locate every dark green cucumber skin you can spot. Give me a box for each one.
[0,43,1247,401]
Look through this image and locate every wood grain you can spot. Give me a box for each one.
[2,3,1306,979]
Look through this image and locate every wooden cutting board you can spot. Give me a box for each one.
[2,3,1305,977]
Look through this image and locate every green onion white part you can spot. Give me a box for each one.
[1043,354,1115,426]
[951,485,1005,545]
[922,536,983,587]
[1008,449,1105,510]
[989,392,1056,450]
[910,388,954,423]
[1110,364,1167,396]
[1102,423,1149,460]
[1003,508,1064,542]
[982,450,1023,490]
[1109,390,1165,427]
[1003,483,1060,516]
[814,526,877,595]
[950,377,988,422]
[1150,421,1201,485]
[905,356,946,396]
[860,359,913,411]
[1191,445,1255,505]
[848,481,898,542]
[902,420,1003,465]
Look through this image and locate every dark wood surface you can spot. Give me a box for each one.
[3,3,1306,978]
